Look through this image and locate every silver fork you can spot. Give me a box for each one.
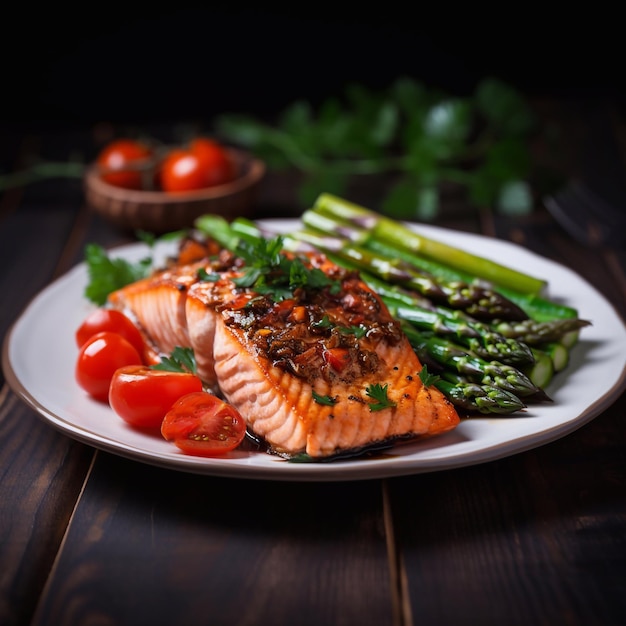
[544,180,626,248]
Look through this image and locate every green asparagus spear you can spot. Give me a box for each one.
[491,318,591,345]
[303,205,578,321]
[364,237,578,321]
[400,323,546,399]
[194,213,247,253]
[313,193,547,295]
[539,343,570,372]
[521,348,555,389]
[434,375,526,415]
[382,296,534,365]
[291,229,529,321]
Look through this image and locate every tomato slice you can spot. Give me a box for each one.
[75,332,142,402]
[323,347,351,371]
[161,392,247,456]
[76,308,146,355]
[109,366,203,430]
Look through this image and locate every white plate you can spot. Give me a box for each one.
[3,219,626,481]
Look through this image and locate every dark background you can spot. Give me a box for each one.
[2,8,624,132]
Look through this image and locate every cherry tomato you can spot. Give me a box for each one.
[97,138,153,189]
[109,366,203,430]
[75,332,142,402]
[76,309,145,356]
[161,391,247,456]
[159,138,236,192]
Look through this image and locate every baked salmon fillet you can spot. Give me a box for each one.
[108,235,460,459]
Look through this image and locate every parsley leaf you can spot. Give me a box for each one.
[419,364,440,387]
[312,390,337,406]
[197,267,221,282]
[312,315,334,330]
[339,325,366,338]
[151,346,197,374]
[365,383,397,412]
[84,243,152,306]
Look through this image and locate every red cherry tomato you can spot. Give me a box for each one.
[161,391,247,456]
[75,332,142,402]
[76,309,145,356]
[109,366,203,430]
[159,138,236,192]
[97,139,153,189]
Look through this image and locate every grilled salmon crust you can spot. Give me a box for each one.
[108,243,460,459]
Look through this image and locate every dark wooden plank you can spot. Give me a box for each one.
[0,398,93,626]
[33,453,394,626]
[0,131,98,626]
[389,398,626,625]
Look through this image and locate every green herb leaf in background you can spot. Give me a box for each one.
[216,77,545,220]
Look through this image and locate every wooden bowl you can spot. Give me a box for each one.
[84,147,265,234]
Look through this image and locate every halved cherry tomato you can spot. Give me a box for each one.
[161,391,246,456]
[76,309,145,356]
[109,366,203,430]
[75,332,142,402]
[159,138,235,192]
[97,138,153,189]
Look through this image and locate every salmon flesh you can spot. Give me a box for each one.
[108,236,460,459]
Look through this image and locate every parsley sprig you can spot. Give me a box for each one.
[312,314,365,337]
[151,346,197,374]
[84,244,153,306]
[83,230,183,306]
[365,383,396,412]
[312,390,337,406]
[232,235,341,300]
[418,364,440,388]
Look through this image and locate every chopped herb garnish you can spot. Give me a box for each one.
[197,267,221,282]
[231,234,341,300]
[312,315,334,330]
[312,390,337,406]
[288,453,315,463]
[365,383,396,412]
[339,324,366,338]
[312,317,366,338]
[151,346,197,374]
[419,364,440,387]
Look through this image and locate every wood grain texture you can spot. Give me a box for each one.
[0,398,93,626]
[32,453,394,626]
[390,396,626,625]
[0,133,98,626]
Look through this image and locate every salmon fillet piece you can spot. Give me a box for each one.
[108,241,460,459]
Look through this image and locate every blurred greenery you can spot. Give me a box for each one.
[216,77,549,220]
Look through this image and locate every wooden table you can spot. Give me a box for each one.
[1,103,625,626]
